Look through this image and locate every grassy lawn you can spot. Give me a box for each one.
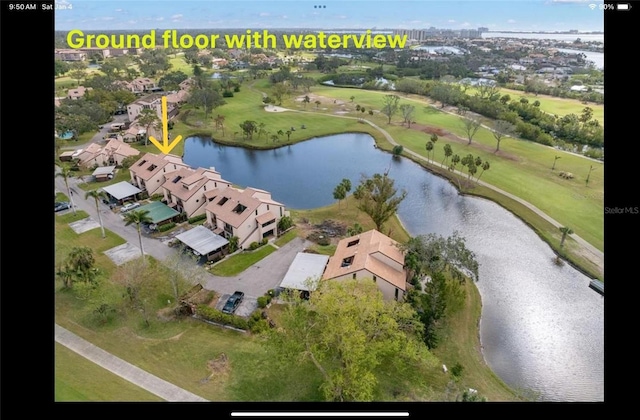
[209,245,278,276]
[55,343,163,402]
[274,229,297,247]
[76,168,131,191]
[55,211,126,269]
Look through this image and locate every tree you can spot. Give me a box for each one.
[85,189,108,238]
[137,108,160,146]
[333,184,346,210]
[57,246,100,289]
[442,144,453,166]
[188,86,226,120]
[559,226,573,248]
[450,154,461,172]
[285,130,292,141]
[315,100,321,109]
[425,141,434,163]
[401,231,479,284]
[215,114,226,136]
[461,154,478,180]
[461,115,482,145]
[552,155,561,170]
[123,210,152,260]
[350,95,355,102]
[333,178,352,209]
[399,104,415,128]
[346,223,363,236]
[492,120,515,152]
[239,120,258,140]
[68,66,87,86]
[302,95,310,108]
[353,173,407,232]
[392,145,404,157]
[476,161,490,183]
[55,164,77,215]
[381,94,400,124]
[163,250,208,300]
[270,279,435,401]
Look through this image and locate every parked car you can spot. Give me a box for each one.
[54,201,71,212]
[222,291,244,314]
[120,202,141,213]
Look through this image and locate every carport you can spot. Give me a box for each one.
[278,252,329,298]
[101,181,142,204]
[175,225,229,262]
[137,201,180,226]
[92,166,117,182]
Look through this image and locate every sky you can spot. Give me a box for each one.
[54,0,605,32]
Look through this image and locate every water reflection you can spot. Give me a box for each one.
[182,133,604,401]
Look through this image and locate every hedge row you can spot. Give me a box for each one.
[188,214,207,224]
[158,222,176,232]
[196,304,249,330]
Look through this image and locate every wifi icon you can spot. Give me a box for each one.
[589,3,596,9]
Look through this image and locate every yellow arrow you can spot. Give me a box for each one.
[148,96,183,154]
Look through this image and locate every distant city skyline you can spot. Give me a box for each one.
[55,0,605,32]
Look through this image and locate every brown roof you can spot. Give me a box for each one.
[163,168,230,201]
[129,152,184,181]
[255,211,276,225]
[204,187,263,228]
[322,230,406,291]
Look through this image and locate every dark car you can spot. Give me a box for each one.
[54,201,71,212]
[222,291,244,314]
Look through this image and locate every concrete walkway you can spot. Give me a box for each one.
[55,324,208,402]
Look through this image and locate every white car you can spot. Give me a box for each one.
[120,202,141,213]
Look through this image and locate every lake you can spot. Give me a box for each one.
[183,133,604,402]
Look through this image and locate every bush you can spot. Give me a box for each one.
[150,193,164,201]
[223,91,234,97]
[249,241,260,250]
[451,362,464,378]
[188,214,207,224]
[158,222,176,232]
[278,216,293,232]
[261,237,268,245]
[196,305,249,330]
[257,296,270,308]
[233,86,240,92]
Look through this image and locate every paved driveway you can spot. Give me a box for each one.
[204,237,314,302]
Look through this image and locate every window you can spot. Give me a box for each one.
[147,164,157,171]
[218,197,229,205]
[203,185,206,191]
[172,175,182,183]
[373,276,377,283]
[347,239,359,247]
[255,210,258,216]
[137,159,147,166]
[395,288,399,300]
[233,203,246,214]
[352,273,357,279]
[341,256,354,267]
[267,205,270,210]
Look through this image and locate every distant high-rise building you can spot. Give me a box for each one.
[478,27,489,34]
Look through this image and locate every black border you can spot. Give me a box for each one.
[2,0,627,415]
[0,0,56,414]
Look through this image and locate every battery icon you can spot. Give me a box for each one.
[617,3,630,10]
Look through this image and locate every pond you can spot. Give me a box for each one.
[183,133,604,401]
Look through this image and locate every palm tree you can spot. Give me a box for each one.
[85,189,108,238]
[303,95,310,108]
[55,164,77,215]
[124,209,152,260]
[559,226,573,248]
